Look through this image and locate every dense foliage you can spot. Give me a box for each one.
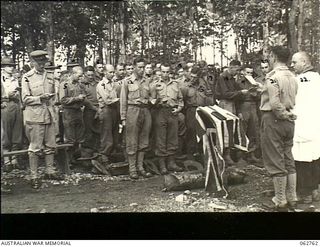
[1,0,319,69]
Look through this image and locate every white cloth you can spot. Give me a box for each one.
[292,71,320,162]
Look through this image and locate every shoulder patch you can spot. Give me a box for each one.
[269,78,277,84]
[300,76,308,82]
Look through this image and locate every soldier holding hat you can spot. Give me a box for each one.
[21,50,61,189]
[1,57,23,171]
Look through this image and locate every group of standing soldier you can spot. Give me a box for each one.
[1,46,320,212]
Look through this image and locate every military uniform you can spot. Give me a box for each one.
[260,65,298,207]
[237,76,260,155]
[59,78,85,146]
[1,71,23,166]
[151,78,184,173]
[82,78,100,157]
[181,80,209,155]
[120,73,152,178]
[96,77,121,162]
[95,72,103,83]
[22,60,57,182]
[215,70,243,114]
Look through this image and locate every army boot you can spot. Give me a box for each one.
[158,157,168,175]
[29,153,41,189]
[286,173,298,210]
[44,154,63,180]
[272,176,288,212]
[128,154,139,180]
[137,152,152,178]
[167,155,183,172]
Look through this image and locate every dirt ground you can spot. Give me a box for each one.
[1,160,320,213]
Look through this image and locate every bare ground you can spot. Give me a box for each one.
[1,162,319,213]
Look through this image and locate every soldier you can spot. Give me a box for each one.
[181,67,211,157]
[22,50,61,189]
[120,58,152,179]
[260,46,298,211]
[95,62,105,82]
[125,63,134,78]
[1,57,23,171]
[81,66,100,160]
[144,63,157,153]
[215,60,248,166]
[237,64,261,164]
[59,66,86,166]
[114,63,126,85]
[96,64,121,165]
[151,64,184,174]
[256,59,271,84]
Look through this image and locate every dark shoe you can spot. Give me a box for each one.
[44,173,64,180]
[287,201,297,211]
[167,156,183,172]
[158,158,168,175]
[136,152,152,178]
[31,178,41,189]
[262,201,288,212]
[128,154,139,179]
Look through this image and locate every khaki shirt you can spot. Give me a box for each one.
[22,68,55,124]
[59,79,86,109]
[1,73,20,101]
[151,78,184,111]
[82,79,99,111]
[260,66,298,120]
[120,73,152,120]
[96,77,120,109]
[181,81,208,107]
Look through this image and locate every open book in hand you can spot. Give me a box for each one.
[245,75,263,88]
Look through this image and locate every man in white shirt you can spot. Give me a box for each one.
[291,51,320,204]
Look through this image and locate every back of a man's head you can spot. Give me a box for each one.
[271,46,291,64]
[229,60,241,67]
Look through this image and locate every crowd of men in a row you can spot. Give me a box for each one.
[1,52,267,187]
[2,47,320,211]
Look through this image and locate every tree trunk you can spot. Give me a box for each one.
[262,22,269,59]
[46,2,55,62]
[119,1,127,63]
[77,43,86,67]
[312,0,320,70]
[288,0,299,52]
[12,28,16,64]
[297,0,304,50]
[98,2,104,64]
